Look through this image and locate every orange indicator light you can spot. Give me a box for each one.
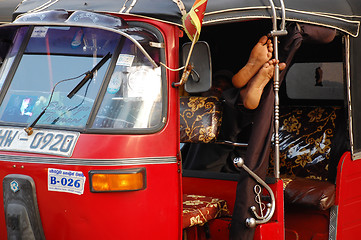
[90,168,146,192]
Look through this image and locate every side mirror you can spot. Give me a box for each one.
[182,41,212,93]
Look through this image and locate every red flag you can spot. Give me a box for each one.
[182,0,208,42]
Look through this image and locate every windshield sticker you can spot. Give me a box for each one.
[42,101,92,126]
[107,71,123,94]
[116,54,135,67]
[48,168,86,195]
[2,95,38,123]
[71,29,84,49]
[31,27,49,38]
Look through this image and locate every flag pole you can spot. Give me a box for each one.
[172,31,198,87]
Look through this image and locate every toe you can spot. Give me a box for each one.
[258,35,268,45]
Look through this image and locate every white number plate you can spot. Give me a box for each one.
[0,127,79,157]
[48,168,86,195]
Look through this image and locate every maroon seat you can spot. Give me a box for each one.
[182,194,230,229]
[283,177,336,210]
[269,106,342,210]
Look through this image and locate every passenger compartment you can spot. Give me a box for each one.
[180,96,234,239]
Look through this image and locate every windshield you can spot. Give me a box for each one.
[0,25,163,131]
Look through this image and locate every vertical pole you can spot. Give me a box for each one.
[273,34,280,180]
[268,0,287,179]
[268,0,280,179]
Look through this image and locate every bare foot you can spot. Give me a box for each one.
[232,36,273,88]
[240,60,286,110]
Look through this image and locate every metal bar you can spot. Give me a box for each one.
[232,0,288,229]
[279,0,286,31]
[344,35,354,159]
[268,0,280,180]
[216,140,248,147]
[172,33,198,87]
[233,157,276,227]
[268,0,288,179]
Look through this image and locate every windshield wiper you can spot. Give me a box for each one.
[24,52,112,135]
[67,52,112,99]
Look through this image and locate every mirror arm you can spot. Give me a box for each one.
[172,64,193,88]
[173,33,198,88]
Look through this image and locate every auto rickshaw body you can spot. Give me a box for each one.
[0,0,360,239]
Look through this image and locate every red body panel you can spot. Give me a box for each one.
[183,176,238,213]
[254,180,285,240]
[0,162,181,239]
[1,10,359,240]
[335,152,361,240]
[284,207,329,240]
[183,176,237,239]
[0,17,183,240]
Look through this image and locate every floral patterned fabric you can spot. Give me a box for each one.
[269,106,342,181]
[180,96,222,143]
[182,194,230,229]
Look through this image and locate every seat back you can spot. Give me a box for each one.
[180,96,223,143]
[269,106,343,181]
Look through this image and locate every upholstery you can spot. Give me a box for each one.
[182,194,230,229]
[283,177,336,210]
[180,97,229,228]
[268,106,343,210]
[180,96,222,143]
[269,106,342,181]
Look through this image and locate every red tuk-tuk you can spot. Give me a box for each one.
[0,0,360,239]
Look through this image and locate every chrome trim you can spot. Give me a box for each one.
[233,157,276,227]
[149,42,165,48]
[0,154,177,166]
[269,0,287,180]
[27,0,60,13]
[216,141,248,147]
[353,151,361,160]
[329,205,338,240]
[345,36,356,160]
[203,8,360,37]
[205,6,361,20]
[231,0,285,229]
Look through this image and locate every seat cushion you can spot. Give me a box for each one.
[182,194,229,228]
[284,178,335,210]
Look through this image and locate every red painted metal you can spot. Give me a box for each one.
[0,10,358,240]
[335,152,361,240]
[183,176,237,239]
[0,162,181,239]
[284,207,329,240]
[183,177,285,240]
[0,15,184,240]
[183,176,238,213]
[254,179,285,240]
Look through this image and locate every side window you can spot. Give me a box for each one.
[286,62,343,100]
[285,35,344,101]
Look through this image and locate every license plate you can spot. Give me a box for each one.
[48,168,86,195]
[0,127,79,157]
